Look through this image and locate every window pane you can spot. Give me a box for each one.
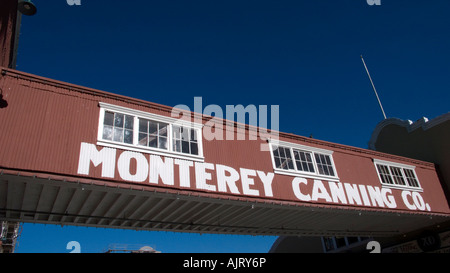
[296,160,304,171]
[124,129,133,144]
[272,146,280,157]
[281,158,292,170]
[148,135,157,148]
[159,136,168,150]
[325,155,332,165]
[279,159,288,169]
[138,133,147,146]
[113,128,123,142]
[125,115,134,130]
[114,113,124,127]
[320,154,326,165]
[326,166,335,176]
[104,111,114,126]
[190,142,198,155]
[191,129,197,141]
[173,126,181,139]
[274,157,281,168]
[103,125,113,140]
[315,153,320,163]
[301,162,308,171]
[287,158,294,169]
[173,139,181,152]
[159,124,168,137]
[182,140,190,153]
[300,152,306,161]
[139,119,148,133]
[317,165,325,175]
[181,127,190,141]
[148,122,158,134]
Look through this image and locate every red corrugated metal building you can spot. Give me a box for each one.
[0,67,449,241]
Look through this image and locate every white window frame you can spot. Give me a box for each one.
[268,139,339,182]
[373,159,422,191]
[97,102,204,162]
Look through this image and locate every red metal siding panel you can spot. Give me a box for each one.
[0,76,98,175]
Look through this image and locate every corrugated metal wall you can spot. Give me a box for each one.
[0,67,449,215]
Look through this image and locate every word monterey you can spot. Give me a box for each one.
[78,142,431,212]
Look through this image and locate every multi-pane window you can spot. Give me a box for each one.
[172,125,199,156]
[272,146,294,170]
[404,169,420,188]
[138,119,168,150]
[389,166,406,186]
[99,104,202,159]
[374,160,421,190]
[293,150,315,173]
[315,153,335,176]
[376,164,394,185]
[102,111,134,144]
[270,142,338,179]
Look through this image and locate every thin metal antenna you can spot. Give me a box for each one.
[360,55,387,120]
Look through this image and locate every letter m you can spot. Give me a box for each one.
[77,142,116,178]
[226,104,258,140]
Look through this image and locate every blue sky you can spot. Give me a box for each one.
[13,0,450,253]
